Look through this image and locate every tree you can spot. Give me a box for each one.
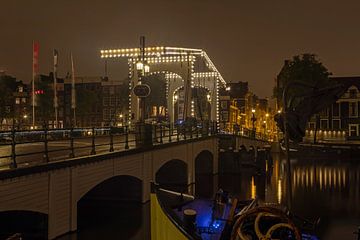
[273,54,332,109]
[273,54,346,142]
[0,75,17,127]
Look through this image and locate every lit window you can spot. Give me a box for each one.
[349,102,357,117]
[15,98,20,104]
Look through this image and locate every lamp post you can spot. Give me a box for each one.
[136,36,150,123]
[251,108,257,138]
[134,36,152,147]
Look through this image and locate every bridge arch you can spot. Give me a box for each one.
[0,210,48,239]
[77,175,143,238]
[155,159,188,192]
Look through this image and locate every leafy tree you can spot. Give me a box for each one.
[274,54,346,142]
[0,75,17,126]
[273,54,332,109]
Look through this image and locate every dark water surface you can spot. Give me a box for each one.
[59,153,360,240]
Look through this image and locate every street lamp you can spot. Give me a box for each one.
[251,108,257,138]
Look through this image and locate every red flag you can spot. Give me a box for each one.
[33,42,39,76]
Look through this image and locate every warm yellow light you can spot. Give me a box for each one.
[23,114,28,119]
[277,109,282,113]
[174,95,178,101]
[252,109,256,113]
[136,61,144,70]
[265,113,269,117]
[144,64,150,73]
[119,114,123,118]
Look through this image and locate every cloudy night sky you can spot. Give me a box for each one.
[1,0,360,97]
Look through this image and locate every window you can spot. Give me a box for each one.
[103,109,109,120]
[109,86,114,95]
[220,101,228,110]
[220,111,229,122]
[349,89,357,98]
[320,119,328,129]
[103,97,109,106]
[319,108,329,117]
[109,96,116,106]
[15,98,20,104]
[21,98,26,103]
[332,102,340,117]
[18,86,23,92]
[349,102,357,117]
[349,124,359,137]
[332,119,340,130]
[308,122,316,130]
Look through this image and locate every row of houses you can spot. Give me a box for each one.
[0,72,128,129]
[2,71,360,141]
[219,77,360,142]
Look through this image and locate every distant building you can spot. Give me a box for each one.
[0,73,30,129]
[63,76,128,128]
[304,76,360,142]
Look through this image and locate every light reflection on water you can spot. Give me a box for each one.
[60,153,360,240]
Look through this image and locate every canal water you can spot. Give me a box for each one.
[59,153,360,240]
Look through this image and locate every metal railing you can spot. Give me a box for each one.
[0,121,219,170]
[219,125,271,141]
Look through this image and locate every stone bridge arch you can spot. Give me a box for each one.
[0,210,48,238]
[155,159,188,192]
[77,175,143,237]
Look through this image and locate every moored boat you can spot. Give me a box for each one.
[151,183,319,240]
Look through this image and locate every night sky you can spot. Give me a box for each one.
[1,0,360,97]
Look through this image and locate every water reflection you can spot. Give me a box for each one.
[58,152,359,240]
[213,153,360,239]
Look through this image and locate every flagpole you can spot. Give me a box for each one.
[32,41,38,129]
[71,52,76,127]
[53,49,58,129]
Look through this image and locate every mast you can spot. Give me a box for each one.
[71,53,76,126]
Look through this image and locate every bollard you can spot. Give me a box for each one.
[125,126,129,149]
[10,127,17,168]
[109,127,114,152]
[90,127,96,155]
[168,123,172,142]
[159,124,163,144]
[190,123,193,139]
[184,124,187,140]
[69,127,75,158]
[43,125,49,162]
[176,124,180,141]
[196,123,199,138]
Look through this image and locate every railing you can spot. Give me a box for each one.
[0,121,219,170]
[219,125,271,141]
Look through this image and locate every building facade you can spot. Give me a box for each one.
[304,77,360,142]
